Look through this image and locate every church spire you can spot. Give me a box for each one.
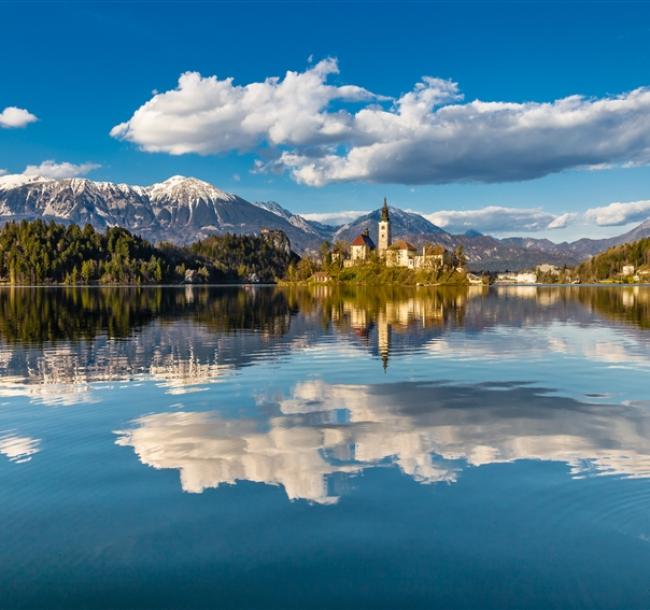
[380,197,390,222]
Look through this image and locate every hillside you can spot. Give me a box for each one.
[575,237,650,282]
[0,219,297,284]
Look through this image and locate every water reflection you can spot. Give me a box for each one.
[115,380,650,503]
[1,285,650,404]
[0,433,40,463]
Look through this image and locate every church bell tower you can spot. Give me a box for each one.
[378,197,391,256]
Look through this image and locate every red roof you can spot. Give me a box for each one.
[351,233,375,248]
[388,239,416,251]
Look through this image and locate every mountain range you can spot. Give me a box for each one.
[1,174,649,271]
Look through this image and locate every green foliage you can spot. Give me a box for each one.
[310,258,467,286]
[576,237,650,282]
[0,220,298,285]
[190,232,298,283]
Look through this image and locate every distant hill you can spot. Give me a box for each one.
[333,207,448,245]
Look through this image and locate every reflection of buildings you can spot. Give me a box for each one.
[115,379,650,504]
[332,290,468,369]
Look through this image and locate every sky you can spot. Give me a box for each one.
[3,0,650,240]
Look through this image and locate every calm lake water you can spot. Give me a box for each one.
[1,285,649,609]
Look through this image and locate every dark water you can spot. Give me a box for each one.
[1,285,649,609]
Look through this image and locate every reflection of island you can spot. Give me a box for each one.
[1,285,650,404]
[115,380,650,504]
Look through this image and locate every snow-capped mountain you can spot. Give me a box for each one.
[0,175,327,252]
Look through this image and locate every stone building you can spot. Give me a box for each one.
[386,240,417,268]
[350,229,375,262]
[378,198,391,256]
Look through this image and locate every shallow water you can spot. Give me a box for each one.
[1,285,649,609]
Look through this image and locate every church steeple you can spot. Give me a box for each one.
[378,197,391,255]
[380,197,390,222]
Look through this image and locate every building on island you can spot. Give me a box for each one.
[386,240,417,268]
[378,197,391,256]
[341,197,454,271]
[350,228,375,262]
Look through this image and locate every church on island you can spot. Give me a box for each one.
[343,198,452,270]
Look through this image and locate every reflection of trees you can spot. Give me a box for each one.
[0,287,166,344]
[0,287,294,345]
[574,286,650,330]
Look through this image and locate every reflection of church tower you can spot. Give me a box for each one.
[377,310,391,372]
[378,197,391,256]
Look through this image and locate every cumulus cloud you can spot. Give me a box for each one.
[112,60,650,186]
[301,210,369,226]
[0,168,7,176]
[110,58,377,155]
[22,160,101,179]
[0,106,38,128]
[585,199,650,226]
[426,206,575,234]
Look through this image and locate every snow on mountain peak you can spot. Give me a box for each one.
[0,174,54,190]
[148,176,236,204]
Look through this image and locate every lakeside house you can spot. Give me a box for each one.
[495,271,538,284]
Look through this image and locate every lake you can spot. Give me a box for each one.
[0,285,649,609]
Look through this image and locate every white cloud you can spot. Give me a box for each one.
[0,168,7,176]
[585,199,650,226]
[113,60,650,186]
[0,106,38,128]
[426,206,575,233]
[110,58,377,155]
[301,210,369,226]
[22,160,101,179]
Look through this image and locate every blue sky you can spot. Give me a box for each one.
[4,1,650,240]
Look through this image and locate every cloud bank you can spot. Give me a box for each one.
[113,59,650,186]
[585,199,650,226]
[426,206,576,234]
[22,160,101,179]
[0,106,38,128]
[301,209,370,226]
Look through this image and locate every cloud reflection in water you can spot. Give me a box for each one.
[115,380,650,504]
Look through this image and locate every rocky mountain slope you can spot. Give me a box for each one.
[0,175,325,252]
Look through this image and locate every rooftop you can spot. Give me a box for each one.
[352,232,376,248]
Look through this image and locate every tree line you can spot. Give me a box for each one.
[0,220,298,285]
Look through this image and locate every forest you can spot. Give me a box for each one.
[0,220,298,285]
[575,237,650,282]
